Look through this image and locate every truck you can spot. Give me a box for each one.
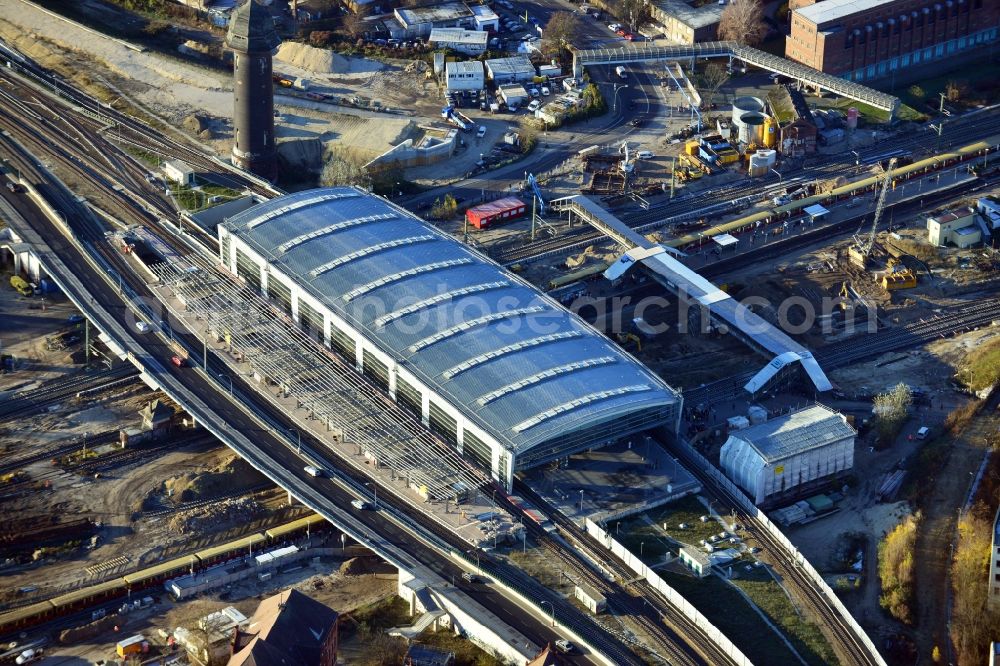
[615,65,627,78]
[10,275,33,297]
[16,648,43,664]
[441,105,473,131]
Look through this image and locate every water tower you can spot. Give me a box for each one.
[226,0,281,181]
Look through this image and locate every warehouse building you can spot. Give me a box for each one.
[719,404,855,505]
[218,187,682,489]
[445,60,485,91]
[786,0,1000,83]
[927,208,980,247]
[429,28,488,55]
[485,55,536,84]
[394,2,475,38]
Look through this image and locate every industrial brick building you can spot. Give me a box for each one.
[786,0,1000,83]
[218,187,682,488]
[720,404,855,505]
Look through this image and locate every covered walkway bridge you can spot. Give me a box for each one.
[571,41,900,118]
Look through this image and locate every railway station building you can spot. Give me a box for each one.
[218,187,682,488]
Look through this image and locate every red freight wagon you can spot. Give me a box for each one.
[465,197,527,230]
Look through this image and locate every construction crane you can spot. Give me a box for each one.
[848,157,897,268]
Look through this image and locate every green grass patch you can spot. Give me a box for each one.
[732,577,839,666]
[958,336,1000,392]
[611,495,728,564]
[658,570,804,665]
[891,61,1000,113]
[200,183,243,198]
[123,145,161,168]
[170,184,206,211]
[415,628,505,666]
[826,98,892,125]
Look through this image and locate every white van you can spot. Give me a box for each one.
[916,426,930,440]
[304,465,324,477]
[528,100,541,112]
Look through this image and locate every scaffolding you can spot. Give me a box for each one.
[149,256,497,504]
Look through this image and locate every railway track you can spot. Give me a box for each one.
[507,481,741,666]
[664,438,885,666]
[685,296,1000,407]
[0,366,139,421]
[491,110,1000,266]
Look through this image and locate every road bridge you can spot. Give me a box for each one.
[571,41,900,117]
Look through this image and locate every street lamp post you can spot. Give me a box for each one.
[851,150,860,174]
[366,481,377,509]
[289,428,301,454]
[540,600,555,627]
[218,373,233,397]
[770,168,782,185]
[612,84,629,113]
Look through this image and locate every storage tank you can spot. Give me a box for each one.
[731,96,764,124]
[846,107,859,129]
[762,115,778,148]
[739,112,766,144]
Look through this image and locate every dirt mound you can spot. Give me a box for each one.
[275,41,384,75]
[183,113,207,133]
[165,454,266,504]
[168,497,264,534]
[339,556,376,576]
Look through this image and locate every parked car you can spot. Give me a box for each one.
[541,85,550,96]
[636,150,654,159]
[608,22,621,30]
[527,100,541,112]
[529,87,540,97]
[477,125,487,138]
[555,640,575,654]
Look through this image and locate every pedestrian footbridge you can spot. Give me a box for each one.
[572,41,899,117]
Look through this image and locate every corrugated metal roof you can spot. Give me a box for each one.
[430,28,488,45]
[732,404,855,462]
[795,0,898,26]
[223,187,679,456]
[466,197,526,218]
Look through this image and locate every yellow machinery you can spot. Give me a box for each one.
[616,333,642,353]
[849,157,897,268]
[881,257,917,290]
[685,140,701,156]
[881,270,917,290]
[9,275,33,297]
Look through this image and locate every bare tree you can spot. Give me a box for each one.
[543,11,581,54]
[718,0,767,46]
[614,0,648,32]
[342,4,369,39]
[320,146,367,187]
[701,62,730,108]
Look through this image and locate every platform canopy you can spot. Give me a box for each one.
[713,233,739,248]
[804,204,829,220]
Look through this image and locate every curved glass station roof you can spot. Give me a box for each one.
[223,187,680,456]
